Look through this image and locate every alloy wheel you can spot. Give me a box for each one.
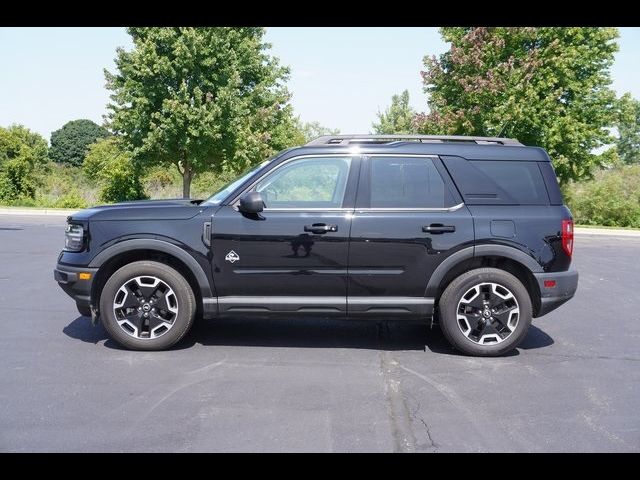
[112,275,179,339]
[456,282,520,345]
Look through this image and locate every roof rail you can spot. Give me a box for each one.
[305,134,522,146]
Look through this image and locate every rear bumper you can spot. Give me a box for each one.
[533,269,579,317]
[54,264,98,316]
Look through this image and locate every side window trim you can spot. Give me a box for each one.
[355,154,463,211]
[433,156,464,206]
[230,154,361,211]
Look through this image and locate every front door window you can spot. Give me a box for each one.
[255,156,352,209]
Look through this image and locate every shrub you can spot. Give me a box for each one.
[0,125,49,202]
[567,164,640,228]
[53,190,88,209]
[83,137,147,203]
[31,162,97,208]
[143,166,182,199]
[191,170,238,199]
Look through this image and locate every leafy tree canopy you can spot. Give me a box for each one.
[0,124,49,201]
[49,119,109,167]
[105,27,299,198]
[372,90,417,134]
[418,27,620,185]
[616,93,640,164]
[295,119,340,143]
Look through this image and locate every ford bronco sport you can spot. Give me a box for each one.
[54,134,578,356]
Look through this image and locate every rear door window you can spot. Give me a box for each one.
[369,156,451,208]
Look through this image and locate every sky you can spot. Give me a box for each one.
[1,27,639,141]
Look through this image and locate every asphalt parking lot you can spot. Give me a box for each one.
[0,214,638,452]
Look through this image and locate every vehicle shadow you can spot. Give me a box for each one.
[63,315,554,354]
[62,316,113,346]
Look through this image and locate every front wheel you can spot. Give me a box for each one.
[99,261,196,351]
[438,268,532,357]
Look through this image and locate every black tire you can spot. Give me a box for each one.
[438,268,532,357]
[99,261,196,351]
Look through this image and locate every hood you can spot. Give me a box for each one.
[69,198,206,222]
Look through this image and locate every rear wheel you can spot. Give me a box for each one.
[99,261,196,351]
[438,268,532,356]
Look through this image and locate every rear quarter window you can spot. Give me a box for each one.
[470,160,549,205]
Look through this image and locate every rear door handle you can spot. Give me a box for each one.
[422,224,455,234]
[304,223,338,234]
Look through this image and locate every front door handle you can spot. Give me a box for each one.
[422,224,455,234]
[304,223,338,234]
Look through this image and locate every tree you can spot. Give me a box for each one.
[0,125,48,201]
[417,27,619,185]
[372,90,417,134]
[105,27,297,198]
[49,119,109,166]
[295,119,340,143]
[616,93,640,164]
[83,137,147,203]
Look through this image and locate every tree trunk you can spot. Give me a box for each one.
[179,154,193,199]
[182,167,193,199]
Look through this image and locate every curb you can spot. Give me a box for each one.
[0,207,79,217]
[574,227,640,237]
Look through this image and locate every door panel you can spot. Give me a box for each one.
[348,208,474,297]
[212,207,351,299]
[347,155,474,314]
[210,155,358,315]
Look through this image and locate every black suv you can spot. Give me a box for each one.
[54,134,578,356]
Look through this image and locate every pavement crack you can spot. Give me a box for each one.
[404,395,439,453]
[418,417,438,453]
[378,322,416,453]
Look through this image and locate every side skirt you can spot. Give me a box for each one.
[209,296,434,318]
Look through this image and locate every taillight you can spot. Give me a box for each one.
[561,219,574,257]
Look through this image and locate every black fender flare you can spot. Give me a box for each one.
[425,244,542,297]
[88,238,213,298]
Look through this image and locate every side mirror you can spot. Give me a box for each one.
[238,191,264,214]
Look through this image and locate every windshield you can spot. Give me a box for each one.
[202,159,274,206]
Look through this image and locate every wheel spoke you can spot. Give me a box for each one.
[138,285,159,301]
[467,294,486,310]
[148,314,172,338]
[493,299,519,332]
[122,286,141,308]
[154,293,170,311]
[469,322,485,341]
[491,311,508,329]
[116,310,144,336]
[493,301,513,315]
[149,313,171,329]
[481,320,501,337]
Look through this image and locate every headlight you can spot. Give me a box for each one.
[64,224,85,252]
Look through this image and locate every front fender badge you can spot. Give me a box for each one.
[225,250,240,263]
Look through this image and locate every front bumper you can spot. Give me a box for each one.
[54,264,98,317]
[533,269,579,317]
